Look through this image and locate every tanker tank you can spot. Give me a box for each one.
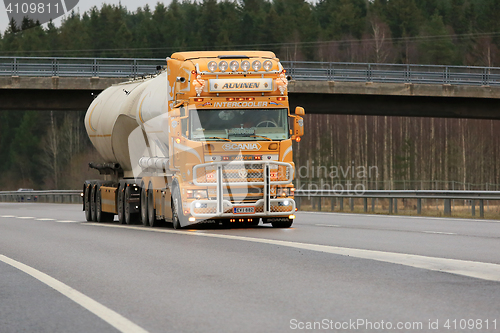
[84,72,170,176]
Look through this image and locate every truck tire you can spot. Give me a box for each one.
[96,184,114,223]
[117,184,125,224]
[148,183,161,227]
[140,184,149,226]
[90,185,97,222]
[84,185,92,222]
[124,186,139,225]
[172,186,185,229]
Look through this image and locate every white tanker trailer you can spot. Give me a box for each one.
[83,51,305,228]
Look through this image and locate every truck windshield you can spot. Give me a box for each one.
[191,108,289,141]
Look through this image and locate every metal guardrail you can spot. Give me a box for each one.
[1,189,499,218]
[1,57,500,86]
[294,190,500,218]
[283,61,500,86]
[0,57,164,78]
[0,190,82,204]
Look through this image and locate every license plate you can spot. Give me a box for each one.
[234,206,255,214]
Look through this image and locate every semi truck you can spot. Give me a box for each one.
[83,51,305,228]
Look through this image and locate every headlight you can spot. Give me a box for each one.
[263,60,273,71]
[241,60,250,72]
[219,61,228,72]
[207,61,217,72]
[229,60,239,72]
[187,189,208,199]
[252,60,262,71]
[278,187,292,197]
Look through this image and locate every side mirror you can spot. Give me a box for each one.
[295,106,305,116]
[293,116,304,139]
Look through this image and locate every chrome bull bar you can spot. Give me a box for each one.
[191,161,295,218]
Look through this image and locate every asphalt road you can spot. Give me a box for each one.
[1,202,499,333]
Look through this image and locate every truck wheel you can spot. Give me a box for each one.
[148,183,161,227]
[96,184,114,223]
[84,185,92,222]
[124,186,139,225]
[271,219,294,228]
[172,186,185,229]
[140,185,149,226]
[90,185,97,222]
[117,184,125,224]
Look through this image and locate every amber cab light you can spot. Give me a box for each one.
[295,137,301,143]
[226,98,235,101]
[175,138,181,144]
[277,97,286,101]
[194,98,204,102]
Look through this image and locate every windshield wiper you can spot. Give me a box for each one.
[204,136,232,142]
[250,135,273,141]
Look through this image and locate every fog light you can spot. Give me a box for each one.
[289,214,295,220]
[189,217,196,222]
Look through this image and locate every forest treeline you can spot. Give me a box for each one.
[1,0,500,190]
[2,0,500,66]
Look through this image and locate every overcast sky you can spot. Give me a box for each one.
[0,0,174,34]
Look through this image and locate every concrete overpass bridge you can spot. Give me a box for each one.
[1,57,500,119]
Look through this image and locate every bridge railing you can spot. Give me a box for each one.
[0,57,165,78]
[283,61,500,86]
[1,57,500,86]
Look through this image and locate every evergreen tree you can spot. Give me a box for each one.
[419,11,456,64]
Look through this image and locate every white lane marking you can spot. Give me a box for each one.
[315,224,341,227]
[36,218,55,221]
[298,211,500,223]
[86,223,500,283]
[0,255,149,333]
[17,217,34,219]
[56,220,79,223]
[422,231,457,235]
[1,215,15,218]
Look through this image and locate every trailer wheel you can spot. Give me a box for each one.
[148,183,161,227]
[90,185,97,222]
[124,186,139,225]
[84,185,92,222]
[140,184,149,226]
[117,184,125,224]
[96,184,114,223]
[172,186,185,229]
